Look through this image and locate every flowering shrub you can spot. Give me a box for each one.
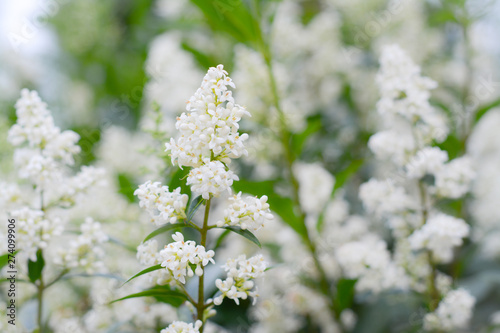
[1,0,500,332]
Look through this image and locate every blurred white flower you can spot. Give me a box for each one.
[423,289,475,331]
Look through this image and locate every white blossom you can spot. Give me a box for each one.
[359,179,414,217]
[12,207,63,261]
[293,162,335,215]
[434,156,475,198]
[186,160,238,199]
[406,147,448,179]
[214,254,266,306]
[423,289,475,331]
[165,65,250,168]
[216,192,273,231]
[161,320,202,333]
[134,181,189,225]
[408,214,470,263]
[54,217,108,273]
[159,232,214,284]
[137,239,174,286]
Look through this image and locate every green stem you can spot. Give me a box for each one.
[418,181,440,311]
[262,45,340,327]
[197,197,211,333]
[37,280,44,332]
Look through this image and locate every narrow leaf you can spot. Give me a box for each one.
[110,286,187,307]
[186,195,205,222]
[143,223,195,243]
[28,249,45,283]
[0,251,18,269]
[222,226,261,248]
[123,264,163,285]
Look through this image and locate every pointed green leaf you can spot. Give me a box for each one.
[123,264,163,286]
[334,278,357,313]
[222,226,261,248]
[0,251,18,269]
[28,249,45,283]
[143,223,195,243]
[110,286,187,307]
[186,195,205,222]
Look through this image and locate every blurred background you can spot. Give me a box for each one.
[1,0,500,332]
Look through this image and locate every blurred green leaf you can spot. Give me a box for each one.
[187,195,206,223]
[190,0,263,48]
[117,173,137,203]
[334,278,357,314]
[28,249,45,283]
[214,229,231,250]
[292,115,322,156]
[0,251,18,269]
[232,179,306,235]
[169,167,191,198]
[110,285,187,307]
[475,98,500,124]
[221,226,261,248]
[436,134,462,160]
[123,264,163,285]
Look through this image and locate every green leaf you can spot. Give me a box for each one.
[292,116,322,155]
[436,134,462,160]
[333,159,364,193]
[28,249,45,283]
[232,179,306,235]
[169,167,191,198]
[221,226,261,248]
[186,195,205,222]
[123,264,163,285]
[475,98,500,124]
[117,173,136,203]
[143,223,195,243]
[108,236,137,253]
[214,229,231,250]
[110,286,187,307]
[334,278,357,313]
[190,0,262,47]
[0,251,18,269]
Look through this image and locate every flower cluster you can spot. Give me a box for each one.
[11,207,63,261]
[165,65,250,198]
[54,217,109,273]
[423,289,476,331]
[186,160,238,199]
[408,214,470,263]
[159,232,215,284]
[8,89,81,187]
[161,320,202,333]
[137,239,174,286]
[166,64,249,167]
[216,192,273,232]
[134,181,189,225]
[214,254,266,305]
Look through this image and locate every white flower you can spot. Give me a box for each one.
[165,65,250,168]
[359,179,414,217]
[293,162,335,215]
[408,213,469,263]
[214,254,266,306]
[159,232,214,284]
[134,181,189,225]
[336,236,409,293]
[8,89,81,164]
[54,217,108,273]
[423,289,475,331]
[368,130,414,165]
[186,160,238,199]
[406,147,448,179]
[12,207,63,261]
[434,156,475,199]
[216,192,273,232]
[376,45,448,143]
[137,239,174,286]
[161,320,202,333]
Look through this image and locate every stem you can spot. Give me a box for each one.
[197,197,211,332]
[262,46,340,327]
[37,280,44,332]
[418,181,440,311]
